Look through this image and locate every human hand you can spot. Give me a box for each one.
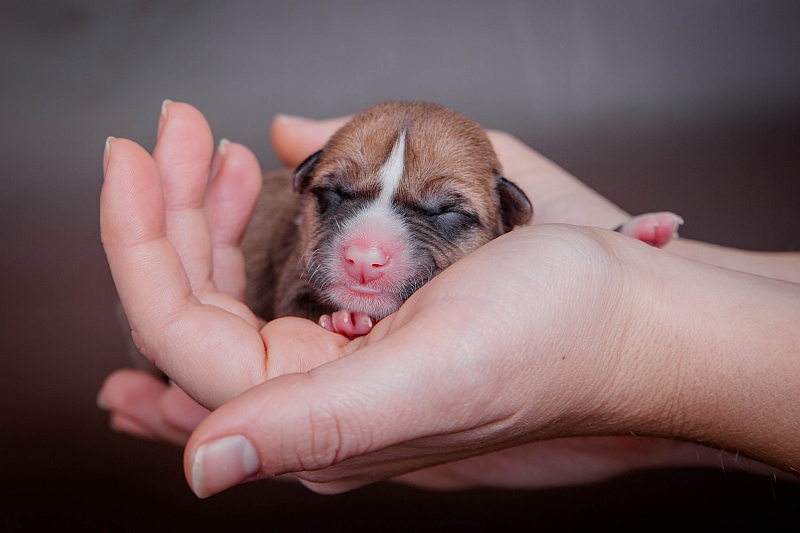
[100,104,797,498]
[183,221,799,497]
[182,222,657,496]
[100,102,353,410]
[99,104,633,437]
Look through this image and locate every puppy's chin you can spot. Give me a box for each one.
[322,285,404,321]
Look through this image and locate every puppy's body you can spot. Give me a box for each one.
[244,102,532,333]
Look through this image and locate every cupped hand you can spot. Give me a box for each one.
[99,104,631,440]
[101,104,748,496]
[184,222,655,497]
[100,103,350,410]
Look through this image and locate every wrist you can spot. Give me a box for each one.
[604,241,800,472]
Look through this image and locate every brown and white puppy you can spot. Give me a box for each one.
[244,102,532,337]
[243,102,682,338]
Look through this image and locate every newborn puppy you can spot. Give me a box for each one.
[244,102,532,337]
[243,102,681,338]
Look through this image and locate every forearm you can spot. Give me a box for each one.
[664,238,800,283]
[617,243,800,473]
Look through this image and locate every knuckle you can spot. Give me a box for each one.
[279,390,374,476]
[293,399,346,472]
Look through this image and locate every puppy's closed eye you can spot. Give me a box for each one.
[426,208,478,238]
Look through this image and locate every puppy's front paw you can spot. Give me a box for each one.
[318,311,374,339]
[616,212,684,248]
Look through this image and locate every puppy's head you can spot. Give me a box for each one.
[293,102,532,320]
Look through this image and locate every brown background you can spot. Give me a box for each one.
[1,1,799,531]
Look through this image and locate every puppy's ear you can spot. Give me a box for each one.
[496,176,533,233]
[292,150,323,192]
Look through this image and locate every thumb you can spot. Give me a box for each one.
[181,331,414,498]
[270,114,351,168]
[182,315,512,498]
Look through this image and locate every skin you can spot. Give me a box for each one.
[99,102,800,498]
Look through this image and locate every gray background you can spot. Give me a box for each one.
[1,0,798,530]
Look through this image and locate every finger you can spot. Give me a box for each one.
[259,317,353,378]
[101,139,266,407]
[99,369,191,446]
[205,139,263,301]
[183,309,525,498]
[175,316,352,498]
[110,413,159,440]
[101,136,194,346]
[270,114,350,168]
[159,383,211,436]
[152,101,216,296]
[487,130,630,229]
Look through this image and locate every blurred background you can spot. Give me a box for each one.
[1,0,798,530]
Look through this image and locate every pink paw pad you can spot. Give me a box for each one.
[617,212,684,248]
[318,311,374,339]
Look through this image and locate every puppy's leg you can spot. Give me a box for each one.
[616,212,684,248]
[319,311,375,339]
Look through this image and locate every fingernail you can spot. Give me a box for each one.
[274,113,312,124]
[218,137,230,156]
[191,435,260,498]
[103,136,114,175]
[161,99,173,120]
[157,99,173,141]
[96,389,108,411]
[209,138,230,182]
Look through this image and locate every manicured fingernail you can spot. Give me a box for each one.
[209,138,230,182]
[103,136,114,175]
[274,113,312,124]
[157,100,173,141]
[96,389,108,411]
[161,99,173,120]
[218,137,230,156]
[191,435,260,498]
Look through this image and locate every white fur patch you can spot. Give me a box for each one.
[377,131,406,205]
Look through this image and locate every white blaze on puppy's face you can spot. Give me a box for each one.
[376,130,406,206]
[322,131,416,319]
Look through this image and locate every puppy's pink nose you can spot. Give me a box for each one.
[344,244,389,284]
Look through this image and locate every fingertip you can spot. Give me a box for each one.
[214,140,261,183]
[157,99,173,141]
[96,388,109,411]
[209,138,230,182]
[270,113,350,168]
[99,368,169,411]
[205,139,262,243]
[99,138,166,247]
[154,101,214,160]
[188,434,261,498]
[161,99,173,120]
[272,113,312,125]
[217,137,230,156]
